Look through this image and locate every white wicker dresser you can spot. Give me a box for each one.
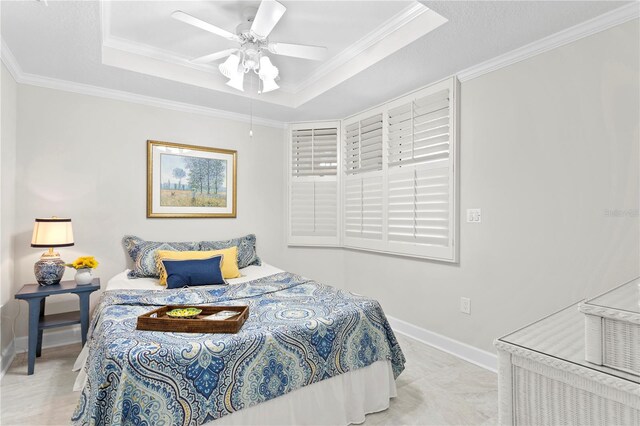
[580,279,640,377]
[495,293,640,425]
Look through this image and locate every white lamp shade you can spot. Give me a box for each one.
[31,218,74,248]
[226,70,245,91]
[261,76,279,93]
[219,54,241,79]
[258,56,278,80]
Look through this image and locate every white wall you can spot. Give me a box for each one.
[1,62,18,367]
[342,20,640,353]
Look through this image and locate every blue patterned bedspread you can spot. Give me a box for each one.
[72,272,405,426]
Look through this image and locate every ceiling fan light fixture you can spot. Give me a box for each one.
[226,70,245,92]
[219,53,241,79]
[258,55,279,80]
[260,76,279,93]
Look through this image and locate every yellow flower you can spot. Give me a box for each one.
[70,256,99,269]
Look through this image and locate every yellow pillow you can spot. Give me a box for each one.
[156,247,241,285]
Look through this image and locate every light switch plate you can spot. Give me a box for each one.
[467,208,481,223]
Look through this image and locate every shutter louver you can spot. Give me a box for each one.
[344,123,360,175]
[288,122,340,246]
[344,114,383,175]
[290,181,315,237]
[314,181,337,236]
[344,175,383,240]
[292,128,337,177]
[344,177,362,238]
[387,167,449,246]
[388,89,450,169]
[361,175,383,239]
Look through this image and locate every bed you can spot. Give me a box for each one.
[72,263,405,425]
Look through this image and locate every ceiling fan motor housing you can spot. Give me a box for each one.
[243,43,262,71]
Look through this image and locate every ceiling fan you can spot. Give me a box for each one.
[172,0,328,93]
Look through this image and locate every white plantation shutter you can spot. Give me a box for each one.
[344,177,362,238]
[288,122,340,246]
[342,77,458,261]
[344,122,360,174]
[388,89,450,168]
[290,181,337,237]
[291,128,337,177]
[344,174,383,240]
[344,114,383,174]
[387,166,449,246]
[343,112,384,249]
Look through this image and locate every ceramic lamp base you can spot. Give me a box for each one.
[34,256,66,286]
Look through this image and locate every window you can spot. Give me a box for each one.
[344,77,459,262]
[287,77,458,262]
[287,122,340,246]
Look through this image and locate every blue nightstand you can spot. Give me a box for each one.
[15,279,100,375]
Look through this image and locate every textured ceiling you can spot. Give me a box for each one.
[1,1,631,123]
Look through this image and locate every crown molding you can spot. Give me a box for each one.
[0,39,22,82]
[103,35,220,75]
[457,3,640,82]
[1,40,284,129]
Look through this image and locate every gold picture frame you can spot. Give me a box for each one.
[147,140,237,218]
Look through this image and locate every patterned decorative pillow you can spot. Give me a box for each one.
[123,235,199,278]
[199,234,261,269]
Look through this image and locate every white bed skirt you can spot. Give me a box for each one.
[74,347,396,426]
[211,360,396,425]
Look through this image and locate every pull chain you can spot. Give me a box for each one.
[249,75,254,139]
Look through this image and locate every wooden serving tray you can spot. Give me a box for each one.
[136,305,249,333]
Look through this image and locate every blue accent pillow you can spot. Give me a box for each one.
[162,255,226,289]
[123,235,199,279]
[199,234,261,269]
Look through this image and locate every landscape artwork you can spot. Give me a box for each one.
[160,154,227,207]
[147,140,237,218]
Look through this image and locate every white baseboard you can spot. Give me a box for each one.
[13,325,82,354]
[0,340,16,380]
[387,315,497,373]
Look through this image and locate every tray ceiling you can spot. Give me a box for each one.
[1,1,632,123]
[101,1,446,107]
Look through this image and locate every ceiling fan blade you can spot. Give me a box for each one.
[172,11,239,42]
[268,42,327,61]
[191,49,238,64]
[250,0,286,39]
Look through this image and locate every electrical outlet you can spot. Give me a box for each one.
[460,297,471,314]
[466,208,481,223]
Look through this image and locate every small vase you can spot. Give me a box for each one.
[75,268,94,285]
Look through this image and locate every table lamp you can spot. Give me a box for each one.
[31,217,74,286]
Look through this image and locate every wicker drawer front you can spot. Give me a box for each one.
[603,319,640,376]
[513,365,640,425]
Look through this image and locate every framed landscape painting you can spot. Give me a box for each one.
[147,140,237,218]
